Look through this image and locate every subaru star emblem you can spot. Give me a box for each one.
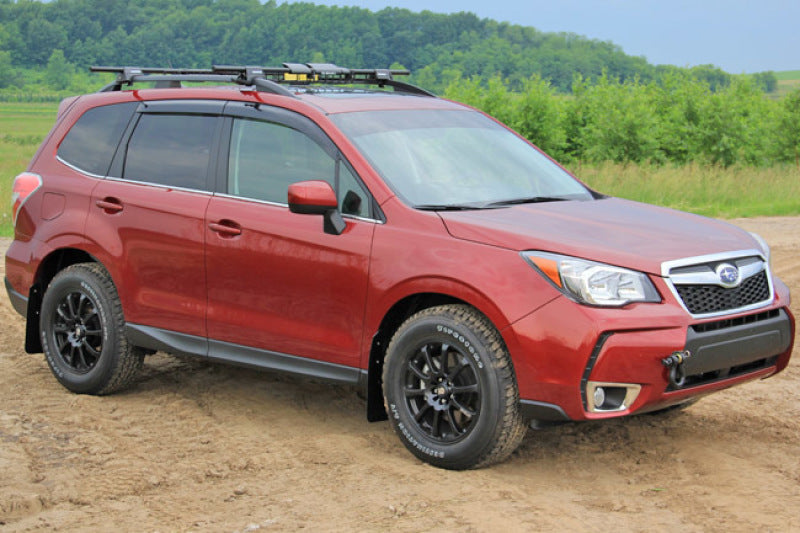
[716,263,741,288]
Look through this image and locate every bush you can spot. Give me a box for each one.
[447,71,790,168]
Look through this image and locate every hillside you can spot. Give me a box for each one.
[0,0,738,93]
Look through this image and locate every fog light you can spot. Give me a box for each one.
[593,387,606,408]
[586,381,642,413]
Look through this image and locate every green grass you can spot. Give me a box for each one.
[775,80,800,98]
[572,162,800,219]
[774,70,800,81]
[0,102,58,235]
[772,70,800,98]
[1,102,800,237]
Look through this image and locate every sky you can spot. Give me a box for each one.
[284,0,799,73]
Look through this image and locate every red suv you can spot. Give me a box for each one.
[5,64,794,469]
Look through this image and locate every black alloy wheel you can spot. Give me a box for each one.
[403,341,481,443]
[51,290,104,373]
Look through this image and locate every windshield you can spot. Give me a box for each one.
[331,109,593,208]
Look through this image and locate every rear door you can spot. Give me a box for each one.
[86,100,223,341]
[204,103,376,368]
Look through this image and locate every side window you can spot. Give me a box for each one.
[228,118,335,204]
[124,114,216,190]
[57,102,137,176]
[228,117,371,216]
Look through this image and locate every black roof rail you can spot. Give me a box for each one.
[89,63,435,97]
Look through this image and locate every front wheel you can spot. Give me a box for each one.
[383,304,526,469]
[40,263,143,395]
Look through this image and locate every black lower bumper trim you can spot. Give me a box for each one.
[683,308,792,376]
[519,400,571,422]
[5,276,28,317]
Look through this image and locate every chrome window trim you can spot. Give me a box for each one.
[344,213,385,225]
[104,175,214,196]
[660,249,775,319]
[214,192,286,208]
[56,155,106,180]
[212,192,385,224]
[58,156,216,197]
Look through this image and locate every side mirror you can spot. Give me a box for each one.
[287,180,346,235]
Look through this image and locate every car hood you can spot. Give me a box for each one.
[438,197,759,275]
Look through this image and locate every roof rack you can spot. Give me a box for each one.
[90,63,435,97]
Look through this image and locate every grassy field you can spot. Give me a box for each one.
[774,70,800,81]
[1,102,799,236]
[773,69,800,98]
[572,162,800,219]
[1,102,58,234]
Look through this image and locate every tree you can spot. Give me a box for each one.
[778,89,800,168]
[690,64,731,92]
[0,50,13,88]
[512,75,566,158]
[569,73,660,163]
[45,49,73,90]
[751,71,778,93]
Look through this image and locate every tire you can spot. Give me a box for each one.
[382,304,526,470]
[39,262,144,395]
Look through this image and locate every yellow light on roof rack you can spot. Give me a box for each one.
[284,73,308,81]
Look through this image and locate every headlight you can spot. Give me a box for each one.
[749,232,771,265]
[522,251,661,307]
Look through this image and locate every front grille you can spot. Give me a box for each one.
[675,271,770,315]
[691,309,781,333]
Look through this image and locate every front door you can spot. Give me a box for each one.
[205,106,376,367]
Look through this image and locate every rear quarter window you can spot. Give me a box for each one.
[57,102,137,176]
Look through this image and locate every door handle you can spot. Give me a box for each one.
[208,221,242,237]
[95,198,123,214]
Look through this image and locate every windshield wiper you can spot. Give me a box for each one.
[414,203,491,211]
[485,196,569,207]
[415,197,569,211]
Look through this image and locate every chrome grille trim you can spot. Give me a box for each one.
[661,249,774,319]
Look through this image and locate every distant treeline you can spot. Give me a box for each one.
[445,73,800,167]
[0,0,778,94]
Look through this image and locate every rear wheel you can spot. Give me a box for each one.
[40,263,143,395]
[383,304,526,469]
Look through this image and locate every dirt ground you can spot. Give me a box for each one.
[0,217,798,532]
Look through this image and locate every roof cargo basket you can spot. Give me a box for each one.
[90,63,434,97]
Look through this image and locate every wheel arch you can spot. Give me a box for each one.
[25,247,98,353]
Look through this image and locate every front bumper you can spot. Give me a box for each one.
[506,279,794,422]
[680,309,791,384]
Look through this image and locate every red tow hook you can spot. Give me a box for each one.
[662,350,692,388]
